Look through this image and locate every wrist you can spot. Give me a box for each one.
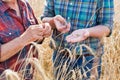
[84,29,90,38]
[18,36,30,46]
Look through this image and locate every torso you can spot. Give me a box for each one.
[0,0,38,74]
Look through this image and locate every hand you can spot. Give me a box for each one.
[20,24,44,45]
[66,29,90,43]
[42,23,52,37]
[53,15,70,33]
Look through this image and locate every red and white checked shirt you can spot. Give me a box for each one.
[0,0,38,74]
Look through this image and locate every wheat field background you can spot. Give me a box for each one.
[27,0,120,80]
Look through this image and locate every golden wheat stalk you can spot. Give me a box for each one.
[25,58,50,80]
[0,69,20,80]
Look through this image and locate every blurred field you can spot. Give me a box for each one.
[28,0,45,17]
[28,0,120,80]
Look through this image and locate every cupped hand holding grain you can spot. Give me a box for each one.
[20,24,45,45]
[66,29,90,43]
[42,23,52,37]
[53,15,71,33]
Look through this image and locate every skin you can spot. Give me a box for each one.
[42,15,110,43]
[66,25,110,43]
[0,0,52,62]
[42,15,110,79]
[42,15,71,33]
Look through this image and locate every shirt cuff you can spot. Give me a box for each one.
[104,24,113,37]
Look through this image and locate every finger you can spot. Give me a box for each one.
[44,23,51,31]
[30,25,44,32]
[66,22,71,31]
[54,15,67,26]
[54,15,66,23]
[66,35,73,42]
[43,23,52,37]
[61,23,71,33]
[66,36,77,43]
[42,18,50,23]
[32,29,44,36]
[66,34,85,43]
[35,24,45,34]
[38,24,44,29]
[43,29,52,37]
[35,28,44,36]
[54,20,66,31]
[30,34,43,42]
[54,19,68,31]
[35,35,44,41]
[44,34,51,37]
[31,24,43,29]
[70,36,85,43]
[27,27,44,37]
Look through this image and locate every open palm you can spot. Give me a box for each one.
[66,29,89,43]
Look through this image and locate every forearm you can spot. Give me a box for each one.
[0,24,46,62]
[87,25,110,38]
[0,36,28,62]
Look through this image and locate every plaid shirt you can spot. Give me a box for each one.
[41,0,114,54]
[0,0,38,74]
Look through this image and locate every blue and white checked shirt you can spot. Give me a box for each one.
[41,0,114,54]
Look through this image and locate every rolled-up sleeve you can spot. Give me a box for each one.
[41,0,55,20]
[97,0,114,36]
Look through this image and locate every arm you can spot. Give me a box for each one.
[66,26,110,43]
[0,25,44,62]
[87,25,110,38]
[1,36,29,62]
[0,0,52,62]
[88,0,114,38]
[0,23,52,62]
[66,0,114,43]
[94,0,114,37]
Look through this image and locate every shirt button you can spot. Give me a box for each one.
[70,2,73,5]
[67,17,71,22]
[67,17,70,19]
[9,33,12,35]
